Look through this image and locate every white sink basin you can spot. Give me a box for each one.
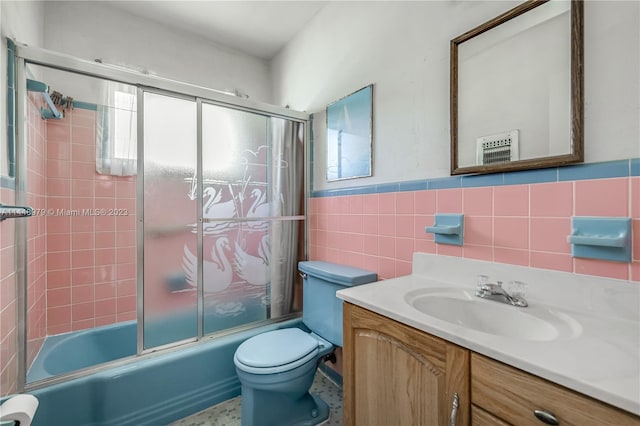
[405,287,582,341]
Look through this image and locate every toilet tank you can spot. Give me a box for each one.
[299,261,377,347]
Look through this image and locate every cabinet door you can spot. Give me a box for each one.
[343,303,470,426]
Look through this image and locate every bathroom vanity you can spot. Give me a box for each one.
[337,254,640,426]
[343,303,639,425]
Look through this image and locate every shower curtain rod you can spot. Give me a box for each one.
[15,42,309,122]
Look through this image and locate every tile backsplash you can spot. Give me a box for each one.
[310,173,639,283]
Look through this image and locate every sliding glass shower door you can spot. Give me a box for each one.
[11,45,307,391]
[200,103,270,335]
[141,91,198,349]
[200,104,305,335]
[141,94,305,351]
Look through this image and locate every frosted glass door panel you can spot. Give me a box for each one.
[200,107,305,335]
[143,92,197,349]
[201,104,269,335]
[202,104,267,186]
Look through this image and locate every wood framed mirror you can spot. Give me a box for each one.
[451,0,583,175]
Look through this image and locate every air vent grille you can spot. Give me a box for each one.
[476,130,519,165]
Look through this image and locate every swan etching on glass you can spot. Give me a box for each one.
[204,186,238,218]
[182,237,233,293]
[244,188,267,230]
[245,188,283,230]
[186,172,197,201]
[258,234,270,266]
[233,236,270,286]
[201,186,238,234]
[248,188,267,217]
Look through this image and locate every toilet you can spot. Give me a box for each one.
[233,261,377,426]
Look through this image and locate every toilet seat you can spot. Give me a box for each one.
[234,328,321,375]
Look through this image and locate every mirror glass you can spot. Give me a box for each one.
[451,0,583,175]
[326,85,373,181]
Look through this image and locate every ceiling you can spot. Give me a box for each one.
[103,1,328,60]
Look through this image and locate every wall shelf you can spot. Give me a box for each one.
[426,214,464,246]
[567,217,631,263]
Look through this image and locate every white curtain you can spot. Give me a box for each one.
[268,118,305,317]
[96,82,137,176]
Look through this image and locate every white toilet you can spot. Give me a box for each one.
[233,261,377,426]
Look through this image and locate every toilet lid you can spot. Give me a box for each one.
[235,328,319,368]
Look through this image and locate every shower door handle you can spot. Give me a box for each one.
[0,203,34,221]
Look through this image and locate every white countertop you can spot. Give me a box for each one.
[336,253,640,416]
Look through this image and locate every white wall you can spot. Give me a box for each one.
[41,1,273,103]
[583,1,640,165]
[272,1,640,190]
[3,1,639,185]
[2,0,275,174]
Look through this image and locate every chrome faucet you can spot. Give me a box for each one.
[475,279,528,307]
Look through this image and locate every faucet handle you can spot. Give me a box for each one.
[507,281,528,299]
[475,275,489,296]
[476,274,489,288]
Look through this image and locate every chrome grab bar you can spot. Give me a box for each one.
[0,203,34,221]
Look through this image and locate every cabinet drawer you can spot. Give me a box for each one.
[471,353,640,426]
[472,404,510,426]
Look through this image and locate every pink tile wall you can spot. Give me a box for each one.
[310,177,639,282]
[3,102,138,390]
[1,93,49,394]
[1,187,18,396]
[45,108,137,335]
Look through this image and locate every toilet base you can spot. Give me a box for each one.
[240,388,329,426]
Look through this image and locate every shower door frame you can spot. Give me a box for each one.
[13,42,309,392]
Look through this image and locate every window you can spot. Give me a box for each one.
[113,91,137,160]
[96,82,137,176]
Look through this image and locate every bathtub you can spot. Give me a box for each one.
[28,298,268,383]
[29,317,302,426]
[28,321,137,382]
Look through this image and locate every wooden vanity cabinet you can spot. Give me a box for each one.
[343,302,470,426]
[343,302,640,426]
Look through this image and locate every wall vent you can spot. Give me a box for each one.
[476,130,519,165]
